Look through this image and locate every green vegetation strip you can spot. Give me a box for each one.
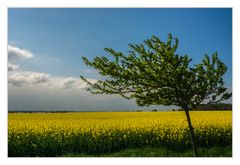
[63,145,232,157]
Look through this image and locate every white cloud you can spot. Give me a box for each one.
[8,45,34,60]
[8,71,97,91]
[77,78,97,89]
[61,77,76,89]
[29,72,49,84]
[8,63,19,71]
[8,71,49,87]
[8,45,35,72]
[60,77,97,90]
[6,45,98,90]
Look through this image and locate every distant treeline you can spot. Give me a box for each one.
[9,104,232,113]
[172,103,232,111]
[190,103,232,111]
[149,103,232,112]
[8,111,86,113]
[8,110,135,113]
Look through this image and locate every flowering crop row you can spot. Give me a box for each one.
[8,111,231,156]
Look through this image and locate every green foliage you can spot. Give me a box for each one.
[81,34,231,109]
[63,145,232,157]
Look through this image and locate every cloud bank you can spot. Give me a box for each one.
[61,77,76,89]
[8,63,19,71]
[8,70,97,91]
[8,45,34,60]
[8,45,35,73]
[8,71,49,87]
[7,45,97,91]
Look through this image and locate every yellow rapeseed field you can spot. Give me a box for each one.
[8,111,232,156]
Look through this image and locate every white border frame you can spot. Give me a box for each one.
[1,1,239,165]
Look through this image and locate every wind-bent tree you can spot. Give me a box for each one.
[80,34,231,157]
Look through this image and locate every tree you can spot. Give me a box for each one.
[80,34,231,156]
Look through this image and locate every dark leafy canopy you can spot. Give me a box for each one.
[81,34,231,109]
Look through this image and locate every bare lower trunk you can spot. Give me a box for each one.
[184,106,199,157]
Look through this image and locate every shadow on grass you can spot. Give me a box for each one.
[63,145,232,157]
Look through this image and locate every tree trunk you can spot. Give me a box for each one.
[183,106,199,157]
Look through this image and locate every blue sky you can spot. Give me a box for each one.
[8,8,232,111]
